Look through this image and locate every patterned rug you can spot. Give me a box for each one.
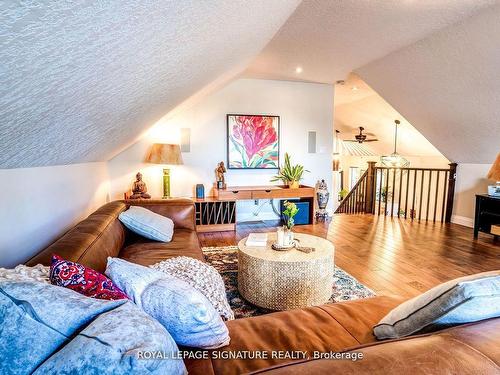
[202,246,375,319]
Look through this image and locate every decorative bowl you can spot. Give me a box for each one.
[271,242,295,251]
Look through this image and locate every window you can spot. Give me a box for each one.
[349,167,360,189]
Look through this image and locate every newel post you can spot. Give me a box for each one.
[445,163,458,223]
[364,161,377,213]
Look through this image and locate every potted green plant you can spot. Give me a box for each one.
[278,200,299,247]
[271,153,308,188]
[338,188,348,201]
[377,187,392,203]
[282,200,299,230]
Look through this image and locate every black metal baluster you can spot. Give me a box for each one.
[411,170,417,221]
[404,170,410,219]
[391,168,396,217]
[426,170,432,222]
[418,170,425,221]
[441,171,449,223]
[384,168,390,216]
[398,169,403,218]
[361,175,368,213]
[433,171,440,222]
[377,169,383,216]
[355,181,358,213]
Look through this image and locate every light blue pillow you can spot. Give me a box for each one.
[34,301,187,375]
[374,271,500,339]
[0,281,125,375]
[105,257,230,348]
[119,206,174,242]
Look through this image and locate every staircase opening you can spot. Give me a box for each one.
[335,162,457,223]
[333,74,453,222]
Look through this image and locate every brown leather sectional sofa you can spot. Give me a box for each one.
[27,200,500,374]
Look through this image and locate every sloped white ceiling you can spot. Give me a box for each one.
[245,0,495,82]
[335,75,445,158]
[0,0,300,168]
[356,4,500,164]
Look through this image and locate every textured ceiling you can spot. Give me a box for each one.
[356,4,500,164]
[2,1,498,168]
[335,75,444,158]
[245,0,496,83]
[0,0,300,168]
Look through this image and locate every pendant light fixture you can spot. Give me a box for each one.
[380,120,409,168]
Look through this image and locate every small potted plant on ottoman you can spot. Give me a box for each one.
[277,200,299,247]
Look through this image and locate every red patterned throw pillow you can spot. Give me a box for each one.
[49,254,128,300]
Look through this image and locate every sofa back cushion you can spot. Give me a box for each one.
[26,199,196,273]
[27,202,128,272]
[250,318,500,374]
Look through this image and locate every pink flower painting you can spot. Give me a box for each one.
[227,115,279,169]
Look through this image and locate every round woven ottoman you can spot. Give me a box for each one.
[237,232,334,311]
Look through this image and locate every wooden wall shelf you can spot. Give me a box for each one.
[214,185,315,201]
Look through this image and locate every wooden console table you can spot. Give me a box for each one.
[474,194,500,239]
[195,185,316,232]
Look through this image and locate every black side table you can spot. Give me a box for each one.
[474,194,500,239]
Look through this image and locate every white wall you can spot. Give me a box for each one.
[108,78,334,220]
[0,163,110,267]
[452,163,492,227]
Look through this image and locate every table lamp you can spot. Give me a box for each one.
[145,143,183,198]
[487,152,500,197]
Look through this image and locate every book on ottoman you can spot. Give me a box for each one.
[246,233,268,247]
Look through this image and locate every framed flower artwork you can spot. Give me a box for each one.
[227,114,280,169]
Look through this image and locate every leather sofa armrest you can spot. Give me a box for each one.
[122,199,196,231]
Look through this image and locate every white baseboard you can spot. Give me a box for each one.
[451,215,474,228]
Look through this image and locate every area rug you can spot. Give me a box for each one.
[202,246,375,319]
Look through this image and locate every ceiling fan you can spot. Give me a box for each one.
[344,127,378,143]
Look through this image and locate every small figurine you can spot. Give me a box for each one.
[215,161,227,189]
[130,172,151,199]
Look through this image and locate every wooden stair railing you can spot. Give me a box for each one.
[335,161,457,223]
[373,163,457,222]
[335,162,375,214]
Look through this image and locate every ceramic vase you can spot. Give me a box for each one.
[316,179,329,219]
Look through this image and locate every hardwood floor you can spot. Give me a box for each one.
[198,214,499,299]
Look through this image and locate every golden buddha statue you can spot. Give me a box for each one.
[130,172,151,199]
